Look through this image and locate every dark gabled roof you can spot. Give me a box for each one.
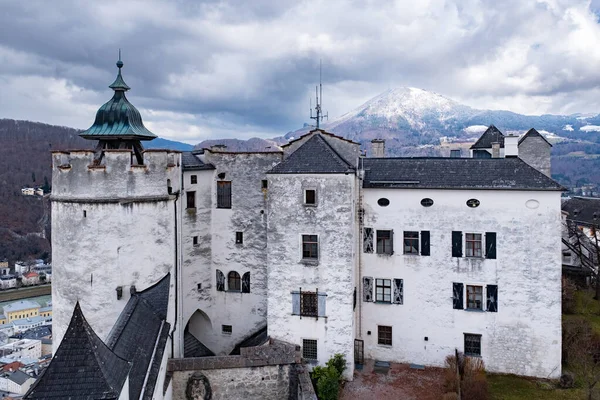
[8,370,32,385]
[518,128,552,147]
[281,128,360,148]
[563,197,600,226]
[24,303,130,400]
[470,125,505,149]
[182,151,215,171]
[106,274,171,400]
[268,133,355,174]
[362,157,564,191]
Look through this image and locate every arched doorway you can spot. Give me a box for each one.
[184,309,215,358]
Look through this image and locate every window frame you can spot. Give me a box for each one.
[403,231,419,255]
[377,325,393,346]
[375,278,392,303]
[222,325,233,335]
[304,189,317,206]
[466,285,484,310]
[190,175,197,185]
[464,333,482,356]
[302,338,318,361]
[465,232,483,258]
[301,234,319,261]
[376,230,393,255]
[217,181,232,209]
[186,191,196,209]
[227,271,241,292]
[300,291,318,317]
[235,232,243,245]
[193,236,199,246]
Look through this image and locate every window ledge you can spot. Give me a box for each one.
[226,290,242,293]
[303,203,317,207]
[377,344,393,348]
[216,206,232,210]
[301,259,319,266]
[375,301,392,305]
[465,354,482,358]
[464,308,485,313]
[402,253,420,256]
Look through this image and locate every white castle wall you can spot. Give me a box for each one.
[360,188,562,378]
[51,149,181,351]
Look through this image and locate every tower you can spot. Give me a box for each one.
[51,56,181,352]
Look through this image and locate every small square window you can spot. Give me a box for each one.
[378,325,392,346]
[191,175,197,184]
[197,283,202,290]
[302,235,318,259]
[464,333,481,356]
[465,233,482,257]
[375,279,392,303]
[262,180,268,189]
[403,231,419,254]
[222,325,232,334]
[193,236,198,246]
[302,339,318,360]
[466,285,483,310]
[236,232,243,244]
[305,189,316,205]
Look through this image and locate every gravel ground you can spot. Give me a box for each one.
[340,360,446,400]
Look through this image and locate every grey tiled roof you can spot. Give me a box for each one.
[182,151,215,171]
[470,125,505,149]
[269,134,355,174]
[563,196,600,226]
[24,303,130,399]
[518,128,552,146]
[106,274,171,400]
[8,370,32,385]
[362,157,563,191]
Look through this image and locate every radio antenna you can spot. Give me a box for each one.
[310,59,328,129]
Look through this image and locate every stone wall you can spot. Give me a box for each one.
[169,340,302,400]
[518,136,551,177]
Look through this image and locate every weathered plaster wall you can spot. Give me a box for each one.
[51,150,180,350]
[360,188,562,378]
[181,152,282,355]
[518,137,551,177]
[267,173,357,379]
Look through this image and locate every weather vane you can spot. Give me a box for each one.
[310,59,328,129]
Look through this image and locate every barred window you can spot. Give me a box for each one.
[300,292,318,317]
[465,233,482,257]
[228,271,241,291]
[403,231,419,254]
[466,285,483,310]
[302,235,319,259]
[378,325,392,346]
[217,181,232,209]
[375,279,392,303]
[302,339,318,360]
[464,333,481,356]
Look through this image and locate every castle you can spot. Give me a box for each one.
[25,59,563,399]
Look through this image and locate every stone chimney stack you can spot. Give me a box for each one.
[371,139,385,157]
[211,144,228,152]
[518,128,552,177]
[491,142,500,158]
[504,134,519,157]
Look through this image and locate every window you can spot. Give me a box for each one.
[217,181,232,209]
[228,271,241,291]
[403,231,419,254]
[375,279,391,303]
[236,232,243,244]
[466,285,483,310]
[222,325,232,334]
[465,233,482,257]
[464,333,481,356]
[302,339,318,361]
[193,236,198,246]
[302,235,318,260]
[378,325,392,346]
[186,191,196,209]
[420,198,434,207]
[261,180,268,189]
[466,199,480,208]
[376,230,393,254]
[305,189,316,205]
[377,198,390,207]
[300,292,318,317]
[190,175,197,184]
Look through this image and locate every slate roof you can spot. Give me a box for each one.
[518,128,552,146]
[106,274,171,400]
[11,325,52,340]
[470,125,505,149]
[8,370,33,385]
[362,157,564,191]
[563,197,600,226]
[268,133,355,174]
[182,150,215,171]
[24,303,131,399]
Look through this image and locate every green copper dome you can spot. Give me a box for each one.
[79,58,156,141]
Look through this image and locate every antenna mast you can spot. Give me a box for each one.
[310,59,328,129]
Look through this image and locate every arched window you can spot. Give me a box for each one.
[228,271,241,291]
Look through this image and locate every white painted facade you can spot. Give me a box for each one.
[359,188,562,378]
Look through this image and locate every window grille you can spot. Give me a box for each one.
[217,181,232,209]
[302,339,318,360]
[378,325,392,346]
[302,235,318,259]
[464,333,481,356]
[300,291,318,317]
[465,233,482,257]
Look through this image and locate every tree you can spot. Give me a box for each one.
[564,317,600,400]
[564,218,600,297]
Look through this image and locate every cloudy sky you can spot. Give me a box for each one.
[2,0,600,144]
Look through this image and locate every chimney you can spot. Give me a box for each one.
[491,142,500,158]
[504,134,518,157]
[210,144,227,152]
[371,139,385,157]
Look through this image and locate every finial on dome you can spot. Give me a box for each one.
[116,48,123,69]
[109,49,130,92]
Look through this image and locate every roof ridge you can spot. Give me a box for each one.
[518,128,552,146]
[314,134,354,169]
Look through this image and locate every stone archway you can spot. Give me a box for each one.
[184,309,215,357]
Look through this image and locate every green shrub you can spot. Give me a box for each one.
[326,353,347,377]
[310,353,347,400]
